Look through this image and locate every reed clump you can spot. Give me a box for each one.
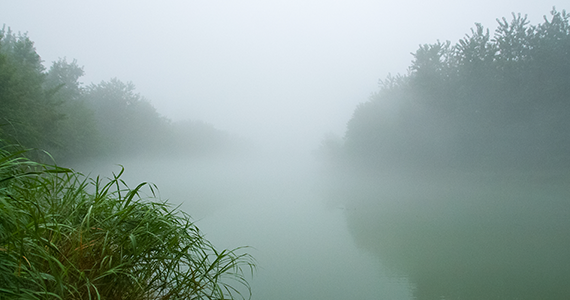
[0,143,255,300]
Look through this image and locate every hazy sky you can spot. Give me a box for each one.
[1,1,565,152]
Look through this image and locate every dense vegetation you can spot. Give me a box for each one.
[336,8,570,172]
[0,26,241,165]
[0,143,255,299]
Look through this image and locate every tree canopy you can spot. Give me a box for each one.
[0,26,243,165]
[341,8,570,172]
[0,24,255,300]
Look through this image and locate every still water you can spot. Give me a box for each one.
[76,151,413,300]
[335,169,570,299]
[75,150,570,299]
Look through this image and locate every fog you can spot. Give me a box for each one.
[3,1,570,299]
[70,151,414,299]
[2,0,564,152]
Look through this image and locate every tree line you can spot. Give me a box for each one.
[0,27,240,165]
[332,8,570,172]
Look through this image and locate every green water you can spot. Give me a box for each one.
[74,154,414,300]
[336,170,570,299]
[74,153,570,299]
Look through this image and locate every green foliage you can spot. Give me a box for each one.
[83,78,171,157]
[43,58,102,161]
[0,25,243,164]
[0,27,63,153]
[342,8,570,172]
[0,143,255,299]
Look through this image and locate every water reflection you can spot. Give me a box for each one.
[335,170,570,299]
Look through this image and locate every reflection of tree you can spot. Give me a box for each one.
[341,172,570,300]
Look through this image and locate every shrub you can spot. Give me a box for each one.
[0,144,255,300]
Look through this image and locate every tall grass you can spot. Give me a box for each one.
[0,143,255,300]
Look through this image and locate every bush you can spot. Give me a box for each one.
[0,144,255,300]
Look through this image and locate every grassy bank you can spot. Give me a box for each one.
[0,143,254,299]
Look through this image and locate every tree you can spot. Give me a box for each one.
[0,27,63,154]
[84,78,170,157]
[335,9,570,300]
[0,25,242,162]
[341,8,570,172]
[43,58,101,161]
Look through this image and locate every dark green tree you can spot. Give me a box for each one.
[0,27,63,153]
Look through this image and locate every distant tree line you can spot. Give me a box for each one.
[0,26,240,164]
[332,8,570,172]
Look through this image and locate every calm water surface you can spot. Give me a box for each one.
[75,151,570,299]
[76,152,414,300]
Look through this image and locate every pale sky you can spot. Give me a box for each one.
[1,1,565,152]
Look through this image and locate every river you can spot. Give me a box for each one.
[74,150,414,300]
[74,149,570,299]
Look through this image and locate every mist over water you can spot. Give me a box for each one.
[70,126,570,300]
[4,2,569,298]
[73,146,414,300]
[329,168,570,299]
